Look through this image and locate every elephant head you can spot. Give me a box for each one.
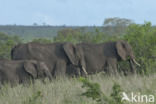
[63,43,88,76]
[116,40,140,72]
[24,60,52,80]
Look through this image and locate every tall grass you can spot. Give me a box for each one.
[0,74,156,104]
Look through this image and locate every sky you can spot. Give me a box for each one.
[0,0,155,26]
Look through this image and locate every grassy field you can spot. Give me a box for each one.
[0,74,156,104]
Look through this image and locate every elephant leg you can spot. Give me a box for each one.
[54,60,66,78]
[106,59,118,75]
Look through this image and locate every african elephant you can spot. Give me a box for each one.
[0,60,52,86]
[11,42,84,77]
[66,64,82,77]
[63,40,140,75]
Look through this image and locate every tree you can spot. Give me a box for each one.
[124,22,156,74]
[32,38,52,44]
[33,22,38,26]
[0,32,21,59]
[103,17,134,35]
[103,17,134,26]
[54,28,82,43]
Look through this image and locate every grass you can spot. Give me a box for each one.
[0,74,156,104]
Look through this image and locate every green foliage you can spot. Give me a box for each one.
[80,77,124,104]
[103,17,133,36]
[103,17,133,26]
[54,28,119,44]
[124,22,156,74]
[0,32,21,59]
[53,28,81,43]
[32,38,52,44]
[23,91,43,104]
[53,28,92,43]
[0,25,104,42]
[110,83,123,104]
[80,77,103,102]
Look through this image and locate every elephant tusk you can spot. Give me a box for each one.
[82,66,88,75]
[132,59,140,67]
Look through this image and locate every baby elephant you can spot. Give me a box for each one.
[0,60,52,86]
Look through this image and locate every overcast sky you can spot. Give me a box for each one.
[0,0,155,26]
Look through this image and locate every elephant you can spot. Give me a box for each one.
[0,60,52,86]
[63,40,140,75]
[11,42,85,78]
[66,64,82,77]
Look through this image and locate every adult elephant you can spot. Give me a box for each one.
[63,40,140,75]
[11,42,85,77]
[0,60,52,86]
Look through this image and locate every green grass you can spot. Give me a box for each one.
[0,74,156,104]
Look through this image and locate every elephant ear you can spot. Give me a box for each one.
[116,41,126,60]
[63,43,78,65]
[24,61,37,78]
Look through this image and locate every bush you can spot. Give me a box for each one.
[0,32,21,59]
[80,77,124,104]
[54,28,120,44]
[123,22,156,74]
[32,38,52,44]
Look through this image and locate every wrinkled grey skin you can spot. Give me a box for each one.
[66,64,81,77]
[11,42,83,77]
[63,40,139,75]
[0,60,52,86]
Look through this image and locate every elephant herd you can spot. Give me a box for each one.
[0,40,140,86]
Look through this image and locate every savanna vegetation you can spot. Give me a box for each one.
[0,17,156,104]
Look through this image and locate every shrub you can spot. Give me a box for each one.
[32,38,52,44]
[80,77,124,104]
[123,22,156,74]
[0,32,21,59]
[54,28,119,44]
